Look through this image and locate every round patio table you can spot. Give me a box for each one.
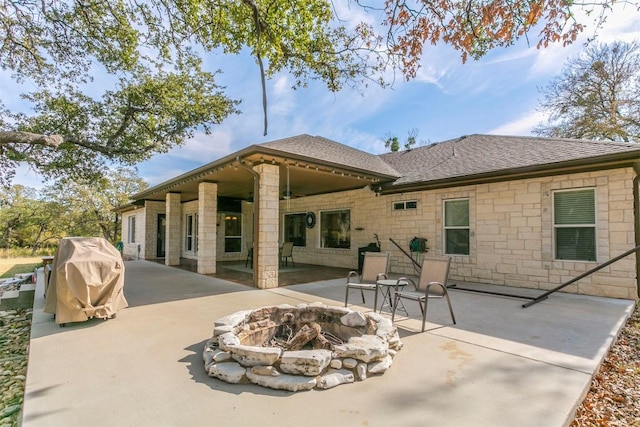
[377,279,409,315]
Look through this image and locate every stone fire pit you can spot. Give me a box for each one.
[202,303,403,391]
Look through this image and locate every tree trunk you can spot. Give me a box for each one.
[113,214,121,243]
[31,223,46,255]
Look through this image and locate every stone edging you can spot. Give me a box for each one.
[203,302,403,391]
[0,274,36,310]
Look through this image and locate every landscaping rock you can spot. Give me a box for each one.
[333,335,388,363]
[230,345,282,366]
[246,370,317,392]
[317,370,355,390]
[208,362,246,384]
[280,350,332,376]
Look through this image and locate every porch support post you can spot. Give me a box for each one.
[165,192,181,266]
[254,163,279,289]
[197,182,217,274]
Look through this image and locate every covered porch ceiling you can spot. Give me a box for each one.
[132,148,396,204]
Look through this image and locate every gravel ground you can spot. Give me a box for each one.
[0,309,31,427]
[0,298,637,426]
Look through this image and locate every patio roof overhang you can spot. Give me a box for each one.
[128,145,399,204]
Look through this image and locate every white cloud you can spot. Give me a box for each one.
[166,130,233,161]
[529,4,640,78]
[488,111,548,136]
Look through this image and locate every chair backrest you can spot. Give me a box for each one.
[417,257,451,295]
[361,252,390,283]
[281,241,294,256]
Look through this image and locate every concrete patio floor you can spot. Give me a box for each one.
[22,260,635,427]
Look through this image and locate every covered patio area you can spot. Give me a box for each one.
[155,258,354,287]
[22,260,634,426]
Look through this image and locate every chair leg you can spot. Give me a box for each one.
[391,292,400,322]
[421,297,428,332]
[444,290,456,324]
[359,289,366,303]
[373,285,379,312]
[345,285,350,307]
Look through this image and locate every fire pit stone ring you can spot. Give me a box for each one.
[203,302,403,391]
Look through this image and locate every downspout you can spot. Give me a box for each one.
[237,156,260,287]
[633,163,640,298]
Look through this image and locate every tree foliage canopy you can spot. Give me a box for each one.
[1,0,636,185]
[534,40,640,142]
[0,168,147,253]
[383,128,421,152]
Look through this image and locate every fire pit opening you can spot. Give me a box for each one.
[202,303,403,391]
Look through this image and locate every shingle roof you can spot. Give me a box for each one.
[259,134,400,177]
[379,134,640,186]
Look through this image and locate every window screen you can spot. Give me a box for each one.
[444,199,469,255]
[554,189,596,261]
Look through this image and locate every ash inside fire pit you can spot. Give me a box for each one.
[203,303,403,391]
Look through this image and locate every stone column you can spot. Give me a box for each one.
[197,182,217,274]
[165,192,181,266]
[254,163,279,289]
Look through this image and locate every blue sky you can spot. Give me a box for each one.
[8,3,640,188]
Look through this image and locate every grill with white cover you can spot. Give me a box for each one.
[44,237,128,325]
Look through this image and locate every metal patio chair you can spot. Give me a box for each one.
[280,241,295,267]
[344,251,390,309]
[392,257,456,332]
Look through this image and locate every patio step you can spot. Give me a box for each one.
[0,280,36,310]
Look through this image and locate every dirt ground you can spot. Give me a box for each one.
[571,302,640,427]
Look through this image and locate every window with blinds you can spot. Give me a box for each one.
[444,198,470,255]
[553,189,596,261]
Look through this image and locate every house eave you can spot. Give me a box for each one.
[130,145,398,202]
[380,154,640,194]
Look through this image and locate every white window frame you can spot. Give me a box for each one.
[393,200,418,211]
[185,213,196,252]
[128,216,136,243]
[443,198,470,256]
[553,188,597,262]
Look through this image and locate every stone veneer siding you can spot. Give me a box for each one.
[125,166,638,299]
[121,208,145,260]
[254,163,280,289]
[278,168,637,299]
[198,182,217,274]
[143,201,165,259]
[165,192,182,266]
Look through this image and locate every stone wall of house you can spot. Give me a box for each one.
[280,167,638,299]
[143,201,165,259]
[121,166,637,299]
[181,200,199,261]
[121,208,146,260]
